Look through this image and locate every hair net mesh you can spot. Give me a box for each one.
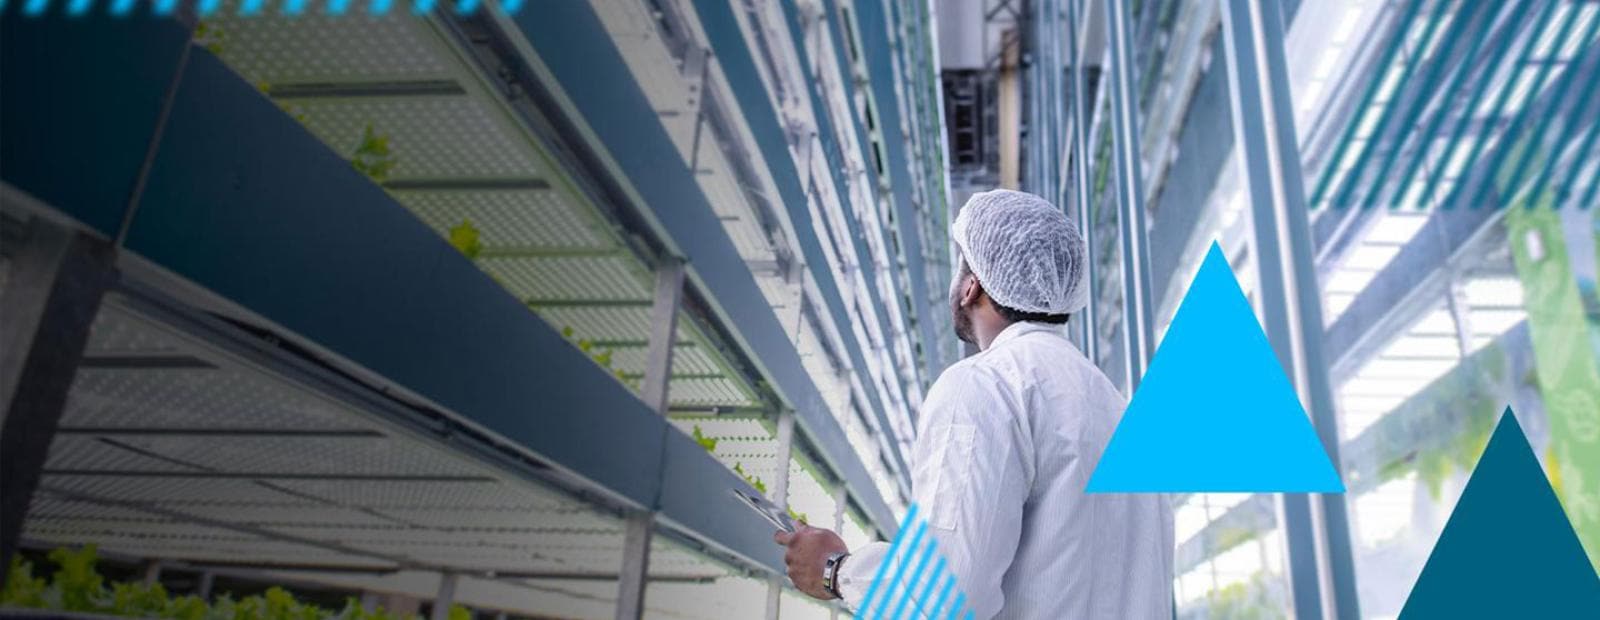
[951,189,1088,315]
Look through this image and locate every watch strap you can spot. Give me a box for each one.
[823,551,849,599]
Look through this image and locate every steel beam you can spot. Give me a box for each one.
[1065,0,1096,363]
[766,410,796,620]
[54,427,380,437]
[267,80,466,99]
[1104,0,1154,391]
[1324,208,1500,382]
[524,299,653,308]
[618,257,684,620]
[641,259,686,413]
[0,220,116,578]
[431,572,459,620]
[1218,0,1358,617]
[615,513,653,620]
[380,178,551,192]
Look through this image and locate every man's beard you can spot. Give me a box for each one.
[951,287,976,344]
[953,308,975,344]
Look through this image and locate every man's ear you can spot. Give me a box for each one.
[960,274,983,308]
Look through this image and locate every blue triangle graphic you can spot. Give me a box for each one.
[1086,242,1344,492]
[1398,409,1600,618]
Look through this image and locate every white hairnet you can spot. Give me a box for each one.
[951,189,1088,315]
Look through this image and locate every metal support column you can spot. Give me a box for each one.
[1104,0,1155,391]
[1066,0,1097,363]
[617,258,685,620]
[640,258,686,413]
[197,571,216,600]
[766,409,797,620]
[430,572,459,620]
[1216,0,1360,618]
[141,560,162,586]
[830,485,848,620]
[0,219,116,577]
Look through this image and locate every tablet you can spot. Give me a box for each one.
[731,487,797,533]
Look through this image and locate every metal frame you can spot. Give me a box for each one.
[616,257,686,620]
[0,219,117,577]
[1064,0,1097,363]
[3,16,795,596]
[1104,0,1155,392]
[483,0,901,533]
[1217,0,1359,617]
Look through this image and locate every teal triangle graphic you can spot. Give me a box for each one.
[1086,242,1343,492]
[1398,409,1600,618]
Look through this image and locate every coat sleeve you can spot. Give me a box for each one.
[836,364,1029,619]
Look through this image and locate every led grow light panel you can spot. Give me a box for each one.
[81,306,187,355]
[26,516,263,544]
[208,13,452,85]
[95,435,485,478]
[268,522,624,547]
[276,479,556,510]
[534,306,688,344]
[667,377,759,408]
[478,255,652,303]
[608,344,712,376]
[22,526,379,569]
[294,97,542,180]
[40,474,306,505]
[382,507,608,531]
[163,503,397,528]
[62,368,355,432]
[396,188,611,250]
[44,435,194,473]
[348,539,603,571]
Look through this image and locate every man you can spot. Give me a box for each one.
[775,190,1173,619]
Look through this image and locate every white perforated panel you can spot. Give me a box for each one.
[208,12,452,85]
[97,435,483,477]
[83,309,186,356]
[44,436,191,473]
[667,377,757,407]
[296,97,541,179]
[397,189,610,249]
[41,474,303,504]
[62,368,354,431]
[275,479,551,510]
[480,255,652,303]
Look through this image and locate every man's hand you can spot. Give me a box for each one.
[773,525,848,600]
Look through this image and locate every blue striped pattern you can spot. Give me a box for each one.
[855,505,975,620]
[2,0,521,15]
[1310,0,1600,209]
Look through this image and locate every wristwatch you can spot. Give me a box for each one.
[822,551,850,599]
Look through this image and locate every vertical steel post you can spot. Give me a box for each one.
[766,409,797,620]
[616,258,685,620]
[615,512,656,620]
[1066,0,1098,364]
[1216,0,1360,618]
[830,485,849,620]
[640,258,687,413]
[1105,0,1155,391]
[197,571,216,601]
[0,219,116,578]
[430,572,459,620]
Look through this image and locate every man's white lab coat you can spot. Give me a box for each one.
[838,321,1174,619]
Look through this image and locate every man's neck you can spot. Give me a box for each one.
[974,318,1015,351]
